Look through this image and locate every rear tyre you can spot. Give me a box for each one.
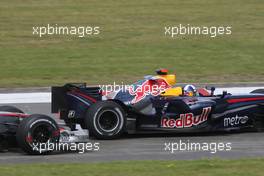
[16,114,60,155]
[85,101,126,139]
[253,114,264,132]
[0,135,8,152]
[0,106,23,113]
[0,106,24,149]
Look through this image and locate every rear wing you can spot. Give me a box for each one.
[51,83,101,113]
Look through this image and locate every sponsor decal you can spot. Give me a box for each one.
[223,115,248,127]
[129,79,169,104]
[161,107,211,128]
[68,110,76,118]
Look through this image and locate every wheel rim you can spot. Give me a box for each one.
[98,110,120,132]
[31,124,53,143]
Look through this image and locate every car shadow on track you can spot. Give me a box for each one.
[2,131,262,155]
[117,130,261,140]
[1,147,92,156]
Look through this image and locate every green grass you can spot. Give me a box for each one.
[0,159,264,176]
[0,0,263,87]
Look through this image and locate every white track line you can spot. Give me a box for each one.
[0,93,50,104]
[0,87,263,104]
[214,87,264,95]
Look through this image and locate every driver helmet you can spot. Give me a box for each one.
[183,84,197,96]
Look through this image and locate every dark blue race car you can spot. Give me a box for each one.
[51,71,264,139]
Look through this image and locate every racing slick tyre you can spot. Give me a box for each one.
[253,113,264,132]
[16,114,60,155]
[85,101,126,139]
[0,106,24,150]
[0,106,23,113]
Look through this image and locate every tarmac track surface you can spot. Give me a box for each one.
[0,103,264,164]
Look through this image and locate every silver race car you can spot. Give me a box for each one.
[0,106,89,154]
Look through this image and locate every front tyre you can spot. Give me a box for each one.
[16,114,60,155]
[85,101,126,139]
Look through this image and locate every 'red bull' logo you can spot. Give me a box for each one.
[161,107,211,128]
[128,79,170,104]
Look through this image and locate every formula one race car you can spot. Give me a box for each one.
[0,106,88,154]
[52,69,264,139]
